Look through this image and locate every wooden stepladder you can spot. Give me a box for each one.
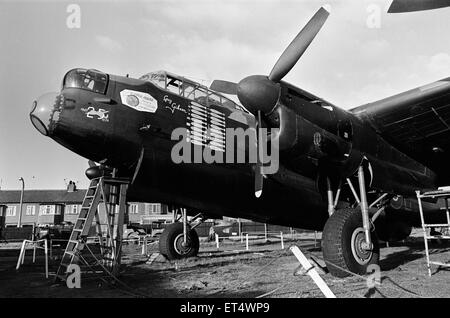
[55,176,129,282]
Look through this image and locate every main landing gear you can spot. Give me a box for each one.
[322,164,386,277]
[159,208,204,260]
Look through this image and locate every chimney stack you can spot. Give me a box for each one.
[67,180,77,192]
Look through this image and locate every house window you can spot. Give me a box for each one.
[6,206,16,217]
[39,205,55,215]
[129,203,139,214]
[144,203,161,215]
[26,206,36,216]
[67,204,79,214]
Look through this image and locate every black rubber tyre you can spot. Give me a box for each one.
[159,222,199,260]
[322,208,380,278]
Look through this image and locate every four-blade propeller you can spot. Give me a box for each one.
[210,6,330,198]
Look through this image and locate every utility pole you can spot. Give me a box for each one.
[17,177,24,228]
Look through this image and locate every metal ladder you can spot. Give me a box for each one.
[416,188,450,276]
[55,176,129,281]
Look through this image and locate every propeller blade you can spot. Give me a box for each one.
[268,6,330,83]
[88,160,97,167]
[210,80,238,95]
[255,110,264,198]
[388,0,450,13]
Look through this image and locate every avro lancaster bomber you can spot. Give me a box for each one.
[31,6,450,277]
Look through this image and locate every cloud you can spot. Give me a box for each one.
[427,53,450,76]
[95,35,123,51]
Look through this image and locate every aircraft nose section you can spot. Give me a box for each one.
[30,92,60,136]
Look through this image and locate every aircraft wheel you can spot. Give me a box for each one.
[159,222,199,260]
[322,208,380,277]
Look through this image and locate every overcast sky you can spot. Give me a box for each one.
[0,0,449,190]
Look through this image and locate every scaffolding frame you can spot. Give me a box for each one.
[416,189,450,276]
[55,175,129,281]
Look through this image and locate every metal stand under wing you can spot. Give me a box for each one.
[416,188,450,276]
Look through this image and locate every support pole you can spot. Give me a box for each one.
[33,244,36,264]
[17,177,24,228]
[44,239,48,279]
[358,166,372,250]
[446,198,450,234]
[333,180,342,209]
[280,231,284,249]
[141,236,147,255]
[21,243,26,265]
[215,233,219,249]
[417,191,432,277]
[246,234,249,251]
[182,208,187,245]
[238,218,242,240]
[290,246,336,298]
[326,177,335,216]
[346,178,361,204]
[113,183,128,276]
[16,240,26,270]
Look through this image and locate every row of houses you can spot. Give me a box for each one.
[0,182,172,228]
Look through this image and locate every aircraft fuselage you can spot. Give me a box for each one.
[30,68,441,230]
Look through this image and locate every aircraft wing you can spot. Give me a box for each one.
[350,78,450,181]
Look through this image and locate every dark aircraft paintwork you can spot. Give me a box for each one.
[30,5,450,275]
[31,68,448,230]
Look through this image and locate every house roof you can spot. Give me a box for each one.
[0,189,87,204]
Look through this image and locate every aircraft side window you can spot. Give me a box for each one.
[182,83,197,100]
[208,93,222,107]
[63,69,108,94]
[84,76,95,90]
[194,87,208,106]
[148,73,166,89]
[166,76,183,96]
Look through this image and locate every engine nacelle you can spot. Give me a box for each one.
[267,102,437,197]
[267,103,362,177]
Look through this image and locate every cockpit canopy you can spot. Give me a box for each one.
[63,68,108,94]
[139,71,245,111]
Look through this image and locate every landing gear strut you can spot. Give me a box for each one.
[159,208,204,260]
[322,163,383,277]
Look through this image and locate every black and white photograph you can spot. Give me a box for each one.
[1,0,450,304]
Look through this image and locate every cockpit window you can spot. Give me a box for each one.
[140,71,246,112]
[63,69,108,94]
[166,77,183,95]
